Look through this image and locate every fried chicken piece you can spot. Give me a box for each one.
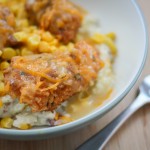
[0,4,17,49]
[4,41,103,112]
[25,0,83,44]
[25,0,51,24]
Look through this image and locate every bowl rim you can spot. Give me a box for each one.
[0,0,148,138]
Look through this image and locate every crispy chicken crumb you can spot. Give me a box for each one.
[4,41,103,112]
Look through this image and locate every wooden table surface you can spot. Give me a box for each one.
[1,0,150,150]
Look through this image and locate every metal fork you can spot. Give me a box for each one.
[76,75,150,150]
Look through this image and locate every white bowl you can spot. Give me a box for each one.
[0,0,148,140]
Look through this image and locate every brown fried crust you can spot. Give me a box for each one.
[4,41,103,112]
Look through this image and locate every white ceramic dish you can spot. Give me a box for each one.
[0,0,148,140]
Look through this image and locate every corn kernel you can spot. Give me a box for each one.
[50,46,57,52]
[1,117,13,129]
[0,71,4,81]
[21,48,34,56]
[54,112,59,120]
[0,61,10,70]
[49,39,58,46]
[0,82,4,93]
[23,26,37,33]
[27,34,41,51]
[20,124,31,130]
[2,48,17,60]
[11,4,19,15]
[67,43,74,49]
[17,19,29,28]
[91,33,117,55]
[67,43,74,51]
[91,34,105,44]
[104,37,117,55]
[13,32,28,42]
[28,26,37,33]
[39,41,52,53]
[42,32,53,42]
[106,32,116,41]
[59,46,67,52]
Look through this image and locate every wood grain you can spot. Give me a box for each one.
[0,0,150,150]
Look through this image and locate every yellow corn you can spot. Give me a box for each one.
[0,61,10,70]
[2,48,17,60]
[54,112,59,120]
[27,34,41,51]
[1,117,13,129]
[10,4,20,15]
[26,26,37,33]
[50,46,57,52]
[39,41,52,53]
[0,82,5,93]
[91,33,117,55]
[13,32,28,42]
[91,34,105,44]
[16,19,29,28]
[21,48,34,56]
[104,38,117,55]
[59,45,67,52]
[41,32,53,42]
[49,39,58,46]
[67,43,74,52]
[19,124,31,130]
[106,32,116,41]
[0,71,4,81]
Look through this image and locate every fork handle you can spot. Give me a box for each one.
[76,93,148,150]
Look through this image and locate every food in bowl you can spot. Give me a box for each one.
[0,0,117,129]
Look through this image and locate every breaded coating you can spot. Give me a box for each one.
[0,4,17,49]
[25,0,83,44]
[4,41,103,112]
